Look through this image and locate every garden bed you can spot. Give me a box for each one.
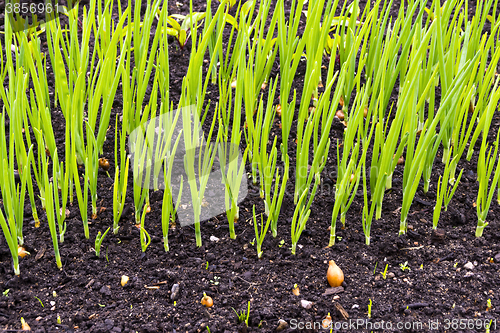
[1,0,500,332]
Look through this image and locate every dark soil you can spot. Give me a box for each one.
[1,0,500,332]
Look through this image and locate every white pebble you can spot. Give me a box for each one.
[464,262,474,270]
[301,300,313,309]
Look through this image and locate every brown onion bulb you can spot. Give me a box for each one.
[201,293,213,307]
[322,313,332,328]
[336,110,345,120]
[99,158,110,171]
[18,246,29,258]
[292,284,300,296]
[327,260,344,287]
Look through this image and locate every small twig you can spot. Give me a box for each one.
[400,245,424,251]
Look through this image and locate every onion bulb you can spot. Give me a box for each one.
[18,246,29,258]
[336,110,345,120]
[322,313,332,328]
[469,100,475,114]
[201,293,213,307]
[21,317,30,331]
[276,104,282,117]
[292,284,300,296]
[99,158,110,171]
[121,275,129,287]
[327,260,344,287]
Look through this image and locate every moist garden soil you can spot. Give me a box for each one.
[1,0,500,332]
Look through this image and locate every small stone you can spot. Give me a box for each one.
[333,296,340,300]
[464,262,474,270]
[431,228,445,243]
[276,319,288,331]
[473,261,478,266]
[322,286,344,296]
[451,210,466,225]
[464,271,474,278]
[171,284,180,301]
[301,300,313,309]
[352,304,359,309]
[104,319,115,330]
[50,301,56,306]
[210,236,220,242]
[495,253,500,262]
[100,286,112,296]
[387,272,395,278]
[374,275,381,281]
[50,306,56,311]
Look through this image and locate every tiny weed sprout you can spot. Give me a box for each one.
[486,320,493,333]
[232,301,250,327]
[399,261,410,272]
[487,299,492,311]
[373,262,378,275]
[368,299,372,318]
[95,227,111,258]
[34,296,43,307]
[210,276,220,285]
[381,264,389,280]
[3,290,9,298]
[165,12,207,49]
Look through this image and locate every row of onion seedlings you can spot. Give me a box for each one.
[0,0,499,274]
